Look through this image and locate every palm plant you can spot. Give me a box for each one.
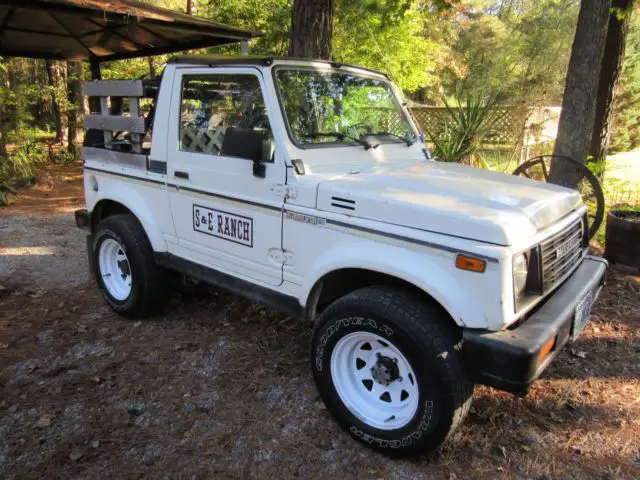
[426,87,505,167]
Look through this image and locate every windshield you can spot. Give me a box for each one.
[275,68,417,148]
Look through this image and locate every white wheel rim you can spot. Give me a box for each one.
[330,331,419,430]
[98,238,132,301]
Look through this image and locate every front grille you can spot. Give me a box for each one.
[540,219,583,292]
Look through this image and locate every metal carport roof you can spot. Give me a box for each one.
[0,0,259,62]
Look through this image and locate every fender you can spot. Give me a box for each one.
[87,177,168,253]
[301,241,491,329]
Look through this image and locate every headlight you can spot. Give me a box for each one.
[513,253,529,297]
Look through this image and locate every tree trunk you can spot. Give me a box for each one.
[0,59,9,157]
[289,0,333,59]
[67,61,84,154]
[588,0,634,173]
[552,0,612,187]
[46,60,69,148]
[147,57,157,79]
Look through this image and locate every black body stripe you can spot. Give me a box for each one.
[321,217,500,264]
[168,184,282,212]
[84,166,499,264]
[83,166,281,212]
[84,166,166,186]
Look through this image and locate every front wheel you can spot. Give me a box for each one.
[311,287,472,456]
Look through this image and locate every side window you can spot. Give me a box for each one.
[179,74,273,161]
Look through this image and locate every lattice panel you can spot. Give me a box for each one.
[181,126,224,154]
[409,106,528,147]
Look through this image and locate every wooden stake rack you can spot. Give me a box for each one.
[82,79,160,172]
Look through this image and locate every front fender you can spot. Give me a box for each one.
[301,241,491,329]
[86,176,168,253]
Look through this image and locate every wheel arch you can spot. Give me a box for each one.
[301,243,487,329]
[90,195,167,253]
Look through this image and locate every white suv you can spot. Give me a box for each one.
[75,56,607,455]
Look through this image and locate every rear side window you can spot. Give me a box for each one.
[179,74,273,160]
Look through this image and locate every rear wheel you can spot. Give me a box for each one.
[311,286,472,456]
[93,214,167,319]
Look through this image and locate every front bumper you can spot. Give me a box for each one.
[462,256,608,396]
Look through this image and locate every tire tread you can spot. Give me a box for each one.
[314,285,473,454]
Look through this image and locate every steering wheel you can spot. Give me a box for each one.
[512,155,605,240]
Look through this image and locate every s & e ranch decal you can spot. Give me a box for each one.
[193,204,253,247]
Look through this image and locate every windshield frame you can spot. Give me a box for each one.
[271,65,418,150]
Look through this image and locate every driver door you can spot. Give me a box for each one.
[166,67,285,287]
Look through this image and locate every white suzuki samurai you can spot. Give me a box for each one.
[75,56,607,455]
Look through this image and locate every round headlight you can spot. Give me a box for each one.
[513,253,529,296]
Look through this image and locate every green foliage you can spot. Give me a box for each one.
[205,0,292,55]
[443,0,580,104]
[333,1,444,92]
[0,137,48,206]
[611,10,640,153]
[426,87,505,164]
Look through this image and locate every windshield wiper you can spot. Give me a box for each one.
[367,131,416,147]
[306,132,378,150]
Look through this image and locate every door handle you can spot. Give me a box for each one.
[174,170,189,179]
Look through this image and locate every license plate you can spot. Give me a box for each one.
[572,289,594,340]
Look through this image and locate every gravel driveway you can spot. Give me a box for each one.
[0,162,638,479]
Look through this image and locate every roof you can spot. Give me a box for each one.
[169,55,389,78]
[0,0,260,62]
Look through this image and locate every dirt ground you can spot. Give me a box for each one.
[1,162,639,479]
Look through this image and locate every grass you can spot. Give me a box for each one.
[593,154,640,244]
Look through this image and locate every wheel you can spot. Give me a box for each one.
[311,286,472,456]
[513,155,605,240]
[93,214,167,319]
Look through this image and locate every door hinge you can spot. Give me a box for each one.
[271,184,297,199]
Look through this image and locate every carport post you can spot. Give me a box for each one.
[86,59,104,147]
[89,59,102,81]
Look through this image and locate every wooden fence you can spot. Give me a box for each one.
[408,105,561,162]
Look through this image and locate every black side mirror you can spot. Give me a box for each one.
[253,138,274,179]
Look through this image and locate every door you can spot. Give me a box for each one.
[166,67,285,286]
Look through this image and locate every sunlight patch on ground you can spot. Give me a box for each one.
[607,150,640,183]
[0,246,57,256]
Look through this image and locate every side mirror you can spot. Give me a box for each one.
[262,137,275,163]
[253,138,274,179]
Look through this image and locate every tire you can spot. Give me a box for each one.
[311,286,472,456]
[93,214,167,319]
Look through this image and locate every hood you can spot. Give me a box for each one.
[315,161,581,246]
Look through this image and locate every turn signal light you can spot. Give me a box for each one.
[538,337,556,363]
[455,255,486,273]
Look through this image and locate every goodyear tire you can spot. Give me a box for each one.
[311,286,472,456]
[93,214,167,319]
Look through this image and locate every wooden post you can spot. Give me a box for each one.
[85,60,104,148]
[129,97,142,153]
[100,97,113,149]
